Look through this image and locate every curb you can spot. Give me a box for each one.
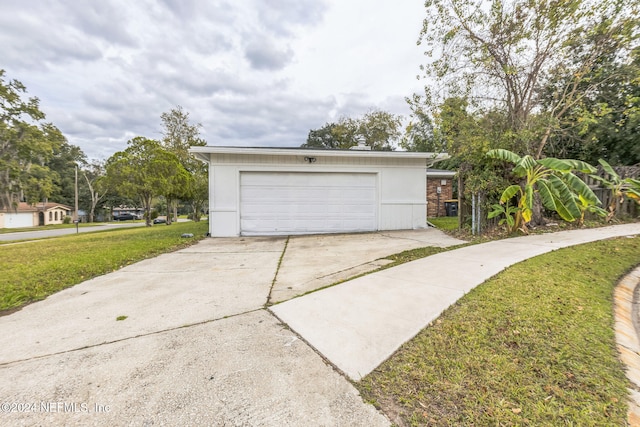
[614,265,640,425]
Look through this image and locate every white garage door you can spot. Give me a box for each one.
[5,213,34,228]
[240,172,377,235]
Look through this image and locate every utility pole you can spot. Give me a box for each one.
[74,165,79,220]
[74,165,79,233]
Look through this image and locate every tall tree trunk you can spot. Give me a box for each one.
[143,195,152,227]
[165,197,174,225]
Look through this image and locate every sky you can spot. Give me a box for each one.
[1,0,429,160]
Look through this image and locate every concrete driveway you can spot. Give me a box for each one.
[0,228,463,426]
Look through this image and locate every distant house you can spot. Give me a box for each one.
[0,202,73,228]
[426,169,456,217]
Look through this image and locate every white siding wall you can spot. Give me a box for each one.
[209,165,239,237]
[378,167,426,230]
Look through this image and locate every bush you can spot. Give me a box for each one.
[62,216,72,224]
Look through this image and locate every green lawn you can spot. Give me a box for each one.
[0,221,208,312]
[357,236,640,426]
[429,216,459,231]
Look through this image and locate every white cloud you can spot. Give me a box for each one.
[0,0,428,159]
[244,38,294,71]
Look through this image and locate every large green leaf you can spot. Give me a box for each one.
[500,184,521,203]
[588,174,613,189]
[538,157,572,172]
[488,204,505,219]
[486,148,522,164]
[513,155,537,177]
[548,175,581,220]
[538,158,596,173]
[598,159,620,182]
[561,159,597,174]
[537,179,558,211]
[626,188,640,202]
[627,178,640,187]
[586,205,608,217]
[562,172,600,206]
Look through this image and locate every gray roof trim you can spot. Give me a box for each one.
[190,146,449,163]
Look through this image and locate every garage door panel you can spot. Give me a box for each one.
[240,172,377,235]
[5,213,34,228]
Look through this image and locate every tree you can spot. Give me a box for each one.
[302,118,359,149]
[416,0,639,159]
[46,141,87,207]
[160,106,208,223]
[302,109,402,150]
[82,160,107,223]
[0,70,65,210]
[160,105,206,167]
[104,137,189,226]
[183,163,208,222]
[429,97,514,230]
[543,47,640,165]
[401,94,445,153]
[359,110,402,151]
[23,164,56,205]
[303,122,345,149]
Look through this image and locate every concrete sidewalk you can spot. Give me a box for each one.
[271,223,640,381]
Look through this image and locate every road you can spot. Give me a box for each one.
[0,222,146,242]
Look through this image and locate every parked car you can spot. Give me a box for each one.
[113,213,136,221]
[153,216,167,224]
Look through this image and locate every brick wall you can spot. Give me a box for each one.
[426,177,453,217]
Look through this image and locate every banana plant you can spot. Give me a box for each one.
[486,149,603,232]
[487,190,521,229]
[561,171,608,225]
[590,159,640,221]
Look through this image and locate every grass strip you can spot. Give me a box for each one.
[0,222,114,234]
[266,236,290,306]
[0,221,208,312]
[357,236,640,426]
[428,217,459,231]
[381,246,454,268]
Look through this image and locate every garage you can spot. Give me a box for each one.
[190,146,447,237]
[240,172,377,235]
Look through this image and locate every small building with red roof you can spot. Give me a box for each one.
[0,202,73,228]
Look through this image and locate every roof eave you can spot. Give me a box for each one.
[189,146,449,164]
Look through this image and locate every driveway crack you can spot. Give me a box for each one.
[266,236,289,306]
[0,309,264,368]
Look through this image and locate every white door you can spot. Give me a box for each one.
[240,172,377,235]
